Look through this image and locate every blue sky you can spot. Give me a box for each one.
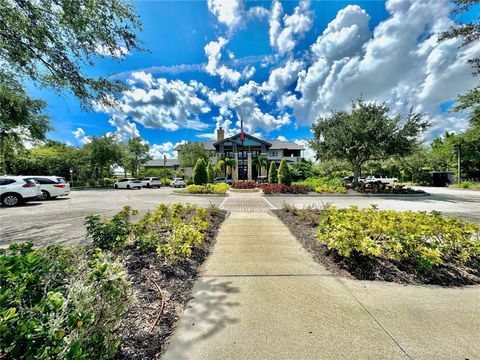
[30,0,479,159]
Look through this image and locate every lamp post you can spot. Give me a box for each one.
[69,168,73,187]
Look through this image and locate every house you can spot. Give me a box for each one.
[169,128,304,181]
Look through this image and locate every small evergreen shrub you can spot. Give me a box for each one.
[193,158,208,185]
[207,162,215,184]
[277,159,292,185]
[268,161,278,183]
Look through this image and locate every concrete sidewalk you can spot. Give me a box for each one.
[163,212,480,360]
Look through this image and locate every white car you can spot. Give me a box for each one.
[0,176,42,207]
[141,177,161,188]
[170,178,186,188]
[22,176,71,200]
[365,175,399,184]
[114,178,142,189]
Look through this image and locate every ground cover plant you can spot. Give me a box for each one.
[451,181,480,190]
[275,204,480,286]
[232,181,257,189]
[259,183,308,194]
[0,243,132,359]
[175,183,229,194]
[293,177,346,193]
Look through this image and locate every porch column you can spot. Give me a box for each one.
[234,152,239,181]
[247,152,252,181]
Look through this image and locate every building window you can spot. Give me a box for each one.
[269,151,278,157]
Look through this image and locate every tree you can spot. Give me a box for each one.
[126,137,150,177]
[278,158,292,185]
[216,160,225,176]
[310,100,429,185]
[0,0,142,107]
[439,0,479,123]
[89,135,123,181]
[268,161,278,183]
[223,157,236,178]
[193,158,208,185]
[178,142,210,168]
[0,74,50,173]
[252,155,268,177]
[207,161,215,183]
[289,159,319,181]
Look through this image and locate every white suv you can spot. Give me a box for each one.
[0,176,42,207]
[365,175,399,184]
[170,178,186,188]
[141,177,161,188]
[114,178,142,189]
[22,176,71,200]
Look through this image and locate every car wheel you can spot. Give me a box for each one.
[127,185,130,189]
[114,184,118,189]
[146,183,151,188]
[2,194,21,207]
[40,190,51,200]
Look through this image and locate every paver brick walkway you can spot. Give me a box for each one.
[219,191,275,212]
[163,209,480,360]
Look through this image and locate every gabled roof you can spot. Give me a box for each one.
[174,141,216,151]
[267,140,304,150]
[213,133,272,148]
[145,158,179,167]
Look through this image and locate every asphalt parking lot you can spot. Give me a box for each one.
[0,186,479,247]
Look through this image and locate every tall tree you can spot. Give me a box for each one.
[223,157,236,178]
[0,74,50,173]
[252,155,268,177]
[89,135,123,181]
[0,0,142,107]
[126,137,150,177]
[278,158,292,185]
[310,100,430,185]
[178,142,210,168]
[439,0,479,124]
[206,161,215,184]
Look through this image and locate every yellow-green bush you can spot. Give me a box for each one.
[317,206,480,269]
[183,183,229,194]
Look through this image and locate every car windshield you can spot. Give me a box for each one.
[56,177,66,183]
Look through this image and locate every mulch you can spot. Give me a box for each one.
[273,209,480,287]
[115,210,227,359]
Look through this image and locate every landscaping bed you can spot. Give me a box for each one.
[274,205,480,286]
[116,205,226,359]
[173,183,229,195]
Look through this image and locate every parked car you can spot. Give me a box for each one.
[214,177,233,185]
[0,176,42,207]
[365,175,399,184]
[141,177,161,188]
[22,176,71,200]
[170,178,186,188]
[114,178,142,189]
[343,176,366,184]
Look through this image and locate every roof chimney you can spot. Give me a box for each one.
[217,127,225,141]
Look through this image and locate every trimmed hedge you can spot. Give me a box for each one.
[232,181,257,189]
[259,184,308,194]
[181,183,229,194]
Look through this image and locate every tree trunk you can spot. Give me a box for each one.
[353,164,361,187]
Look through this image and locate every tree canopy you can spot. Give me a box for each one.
[126,137,150,177]
[178,142,210,168]
[0,0,142,107]
[310,100,429,184]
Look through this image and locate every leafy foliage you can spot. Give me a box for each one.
[0,0,142,107]
[125,137,150,177]
[0,243,132,359]
[206,162,215,184]
[277,158,292,185]
[317,206,480,269]
[85,206,138,250]
[232,181,257,189]
[310,100,429,184]
[178,143,210,168]
[289,159,319,181]
[181,183,229,194]
[193,158,208,185]
[293,177,345,193]
[259,184,308,194]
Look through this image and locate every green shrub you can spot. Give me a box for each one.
[161,177,171,186]
[182,183,229,194]
[103,178,116,187]
[0,243,132,359]
[85,206,138,250]
[268,161,278,183]
[193,158,208,185]
[317,206,480,269]
[278,159,292,185]
[452,181,480,189]
[294,177,346,193]
[207,162,215,184]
